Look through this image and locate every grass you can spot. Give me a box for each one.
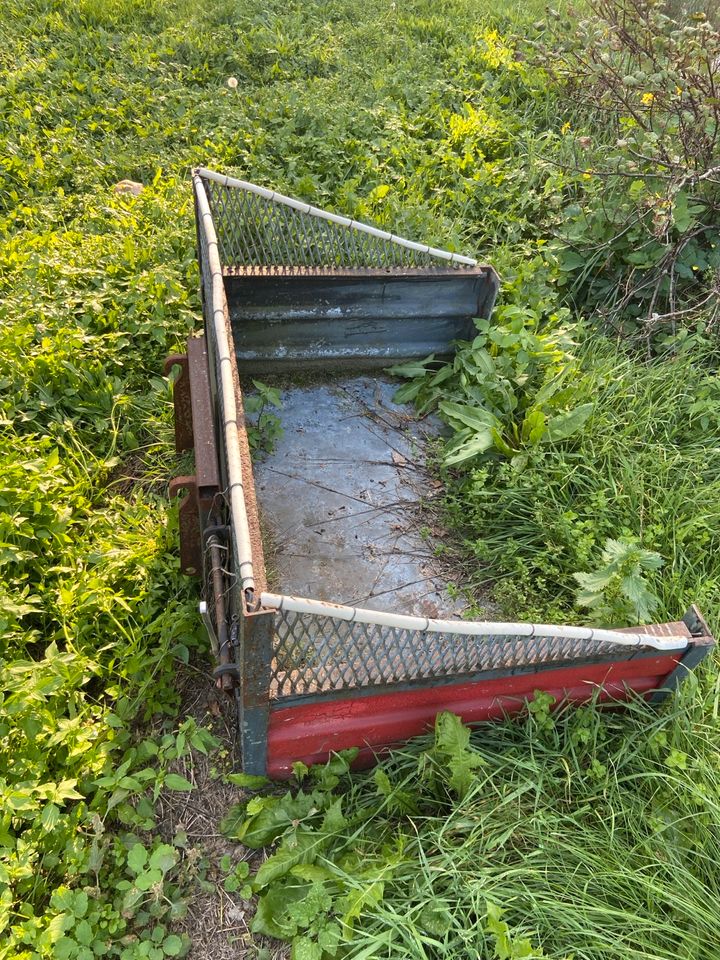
[445,341,720,628]
[2,0,719,958]
[230,687,720,959]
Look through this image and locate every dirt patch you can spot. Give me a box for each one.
[155,660,287,960]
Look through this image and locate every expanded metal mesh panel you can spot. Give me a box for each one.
[270,610,633,699]
[203,179,468,273]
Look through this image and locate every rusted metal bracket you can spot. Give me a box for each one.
[169,475,203,575]
[166,335,222,576]
[163,353,193,452]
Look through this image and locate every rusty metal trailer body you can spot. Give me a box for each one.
[168,168,715,777]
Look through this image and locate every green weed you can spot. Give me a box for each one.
[440,340,720,629]
[227,701,720,959]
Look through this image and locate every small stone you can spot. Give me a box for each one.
[113,179,143,196]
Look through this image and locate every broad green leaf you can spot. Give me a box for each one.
[127,843,148,874]
[162,934,184,957]
[671,190,704,234]
[74,919,92,946]
[252,884,304,939]
[439,400,499,432]
[149,843,178,873]
[135,867,163,891]
[420,901,453,935]
[72,890,89,917]
[292,937,323,960]
[544,403,594,442]
[228,791,317,847]
[41,803,60,831]
[444,429,494,465]
[387,355,435,378]
[254,832,319,887]
[318,921,342,955]
[433,712,485,798]
[521,407,545,445]
[491,428,516,457]
[468,345,495,375]
[225,772,270,789]
[392,380,424,404]
[54,937,78,960]
[164,773,194,792]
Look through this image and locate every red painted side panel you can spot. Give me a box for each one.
[266,656,679,778]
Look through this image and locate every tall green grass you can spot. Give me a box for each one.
[233,684,720,959]
[445,340,720,632]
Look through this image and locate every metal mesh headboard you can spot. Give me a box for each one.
[196,167,478,273]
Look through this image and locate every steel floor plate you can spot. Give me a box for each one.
[250,375,465,619]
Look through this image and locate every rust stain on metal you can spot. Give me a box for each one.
[187,336,220,493]
[208,535,234,692]
[169,475,201,575]
[166,333,222,577]
[163,353,192,452]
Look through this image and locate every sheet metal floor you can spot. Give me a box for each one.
[251,375,465,618]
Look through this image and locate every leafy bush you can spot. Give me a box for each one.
[573,536,663,625]
[535,0,720,344]
[390,305,593,467]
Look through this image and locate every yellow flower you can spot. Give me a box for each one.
[561,121,571,135]
[676,86,683,95]
[640,92,654,105]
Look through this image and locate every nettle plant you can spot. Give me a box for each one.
[390,305,594,469]
[574,537,664,626]
[538,0,720,346]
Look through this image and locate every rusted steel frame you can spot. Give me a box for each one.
[163,353,192,452]
[187,335,221,493]
[168,475,202,575]
[167,333,222,575]
[206,533,234,693]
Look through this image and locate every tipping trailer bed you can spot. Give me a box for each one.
[167,168,715,777]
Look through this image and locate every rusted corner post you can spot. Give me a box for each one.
[238,609,274,775]
[651,605,715,703]
[165,334,221,576]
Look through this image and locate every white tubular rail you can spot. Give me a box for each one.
[196,167,478,267]
[260,592,690,651]
[194,172,256,594]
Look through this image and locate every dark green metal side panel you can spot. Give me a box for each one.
[238,609,274,775]
[224,269,499,371]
